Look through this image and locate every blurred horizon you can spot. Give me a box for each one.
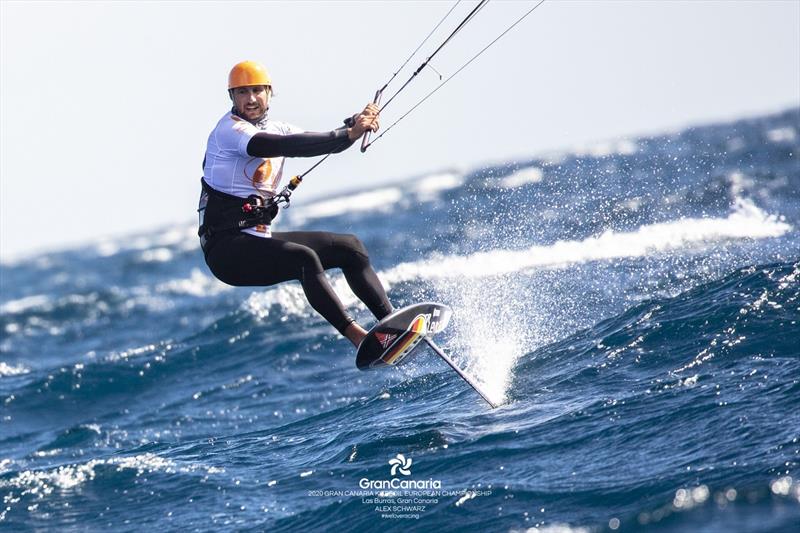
[2,103,797,264]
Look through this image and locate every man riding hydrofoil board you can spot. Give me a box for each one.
[198,60,393,348]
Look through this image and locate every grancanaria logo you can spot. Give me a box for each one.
[389,453,412,476]
[358,453,441,489]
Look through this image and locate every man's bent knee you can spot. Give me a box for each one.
[337,233,370,266]
[291,246,324,279]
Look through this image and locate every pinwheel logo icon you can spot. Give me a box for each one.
[388,453,412,476]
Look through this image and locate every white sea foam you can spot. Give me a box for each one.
[155,268,230,297]
[434,278,529,406]
[7,292,105,317]
[766,126,797,143]
[0,295,51,314]
[0,453,224,511]
[106,343,159,362]
[290,171,463,225]
[0,362,30,377]
[381,198,791,284]
[242,283,316,321]
[138,247,174,263]
[94,240,121,257]
[454,490,477,507]
[573,138,638,157]
[512,525,590,533]
[151,225,199,249]
[535,138,638,167]
[728,171,754,197]
[498,167,544,189]
[240,263,390,322]
[726,137,746,152]
[292,187,403,225]
[411,172,464,199]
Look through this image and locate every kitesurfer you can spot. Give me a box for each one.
[198,60,393,347]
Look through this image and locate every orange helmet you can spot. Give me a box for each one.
[228,60,272,90]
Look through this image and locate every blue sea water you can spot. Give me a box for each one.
[1,108,799,532]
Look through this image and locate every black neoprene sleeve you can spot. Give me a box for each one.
[246,129,355,158]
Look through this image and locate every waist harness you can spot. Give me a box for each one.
[197,178,279,249]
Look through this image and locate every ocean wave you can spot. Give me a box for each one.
[235,199,792,331]
[0,452,225,521]
[1,107,798,532]
[94,225,199,258]
[382,199,791,283]
[0,270,227,343]
[514,260,799,388]
[0,288,169,337]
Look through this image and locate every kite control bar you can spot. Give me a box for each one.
[360,89,383,153]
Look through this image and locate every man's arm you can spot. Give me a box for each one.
[246,129,355,158]
[246,103,379,158]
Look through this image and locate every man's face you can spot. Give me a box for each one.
[232,85,271,120]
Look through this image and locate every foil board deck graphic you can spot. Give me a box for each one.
[356,302,499,408]
[356,302,451,369]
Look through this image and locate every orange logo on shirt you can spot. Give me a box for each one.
[246,158,273,185]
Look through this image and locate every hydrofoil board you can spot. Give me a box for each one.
[356,302,451,369]
[356,302,499,408]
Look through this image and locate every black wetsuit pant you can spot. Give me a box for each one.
[203,231,393,335]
